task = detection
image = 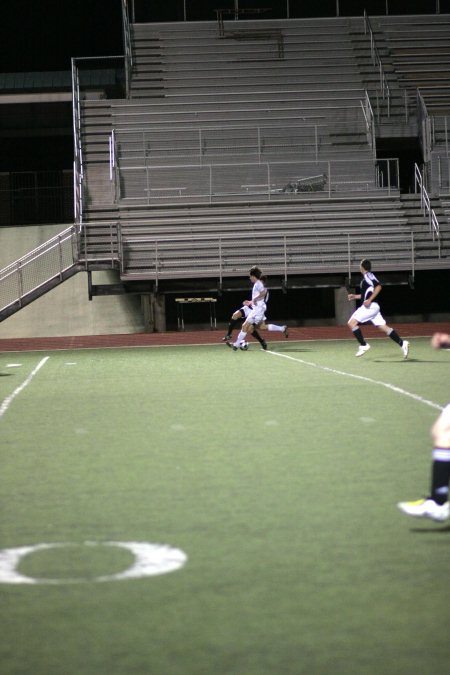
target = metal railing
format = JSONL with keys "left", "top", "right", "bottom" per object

{"left": 121, "top": 0, "right": 133, "bottom": 99}
{"left": 414, "top": 163, "right": 440, "bottom": 247}
{"left": 433, "top": 155, "right": 450, "bottom": 194}
{"left": 431, "top": 115, "right": 450, "bottom": 154}
{"left": 109, "top": 129, "right": 121, "bottom": 204}
{"left": 363, "top": 11, "right": 391, "bottom": 120}
{"left": 0, "top": 226, "right": 79, "bottom": 319}
{"left": 70, "top": 0, "right": 132, "bottom": 223}
{"left": 130, "top": 0, "right": 445, "bottom": 22}
{"left": 118, "top": 227, "right": 415, "bottom": 286}
{"left": 71, "top": 58, "right": 83, "bottom": 225}
{"left": 417, "top": 90, "right": 433, "bottom": 163}
{"left": 113, "top": 121, "right": 340, "bottom": 166}
{"left": 360, "top": 91, "right": 376, "bottom": 155}
{"left": 113, "top": 156, "right": 400, "bottom": 204}
{"left": 71, "top": 56, "right": 130, "bottom": 226}
{"left": 375, "top": 158, "right": 400, "bottom": 191}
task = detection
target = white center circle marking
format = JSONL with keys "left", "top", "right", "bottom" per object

{"left": 0, "top": 541, "right": 187, "bottom": 584}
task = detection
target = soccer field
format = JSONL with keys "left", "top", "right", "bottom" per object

{"left": 1, "top": 338, "right": 450, "bottom": 675}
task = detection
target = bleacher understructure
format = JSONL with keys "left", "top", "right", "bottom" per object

{"left": 1, "top": 10, "right": 450, "bottom": 324}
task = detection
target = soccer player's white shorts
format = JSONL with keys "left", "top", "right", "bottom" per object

{"left": 350, "top": 302, "right": 386, "bottom": 326}
{"left": 245, "top": 303, "right": 267, "bottom": 325}
{"left": 432, "top": 402, "right": 450, "bottom": 447}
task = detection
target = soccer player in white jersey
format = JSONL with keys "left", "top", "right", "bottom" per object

{"left": 223, "top": 303, "right": 267, "bottom": 349}
{"left": 223, "top": 290, "right": 288, "bottom": 350}
{"left": 228, "top": 267, "right": 279, "bottom": 351}
{"left": 347, "top": 259, "right": 409, "bottom": 358}
{"left": 397, "top": 332, "right": 450, "bottom": 522}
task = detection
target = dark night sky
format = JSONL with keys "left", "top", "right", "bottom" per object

{"left": 3, "top": 0, "right": 123, "bottom": 73}
{"left": 3, "top": 0, "right": 447, "bottom": 73}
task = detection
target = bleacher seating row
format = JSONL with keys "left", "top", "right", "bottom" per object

{"left": 77, "top": 14, "right": 450, "bottom": 281}
{"left": 372, "top": 14, "right": 450, "bottom": 115}
{"left": 79, "top": 193, "right": 447, "bottom": 279}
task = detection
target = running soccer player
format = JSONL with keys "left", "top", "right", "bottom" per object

{"left": 347, "top": 259, "right": 409, "bottom": 358}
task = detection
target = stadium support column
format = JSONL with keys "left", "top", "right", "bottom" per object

{"left": 141, "top": 293, "right": 166, "bottom": 332}
{"left": 334, "top": 286, "right": 353, "bottom": 325}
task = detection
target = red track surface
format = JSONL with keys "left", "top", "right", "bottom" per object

{"left": 1, "top": 322, "right": 450, "bottom": 352}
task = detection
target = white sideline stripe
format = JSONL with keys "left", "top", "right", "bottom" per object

{"left": 0, "top": 356, "right": 49, "bottom": 420}
{"left": 267, "top": 350, "right": 443, "bottom": 412}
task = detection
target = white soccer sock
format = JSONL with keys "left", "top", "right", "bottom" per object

{"left": 233, "top": 330, "right": 247, "bottom": 347}
{"left": 268, "top": 324, "right": 284, "bottom": 332}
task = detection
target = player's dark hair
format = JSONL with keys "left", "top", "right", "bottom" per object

{"left": 360, "top": 258, "right": 371, "bottom": 271}
{"left": 249, "top": 266, "right": 262, "bottom": 278}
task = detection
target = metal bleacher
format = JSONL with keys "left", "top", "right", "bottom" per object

{"left": 374, "top": 14, "right": 450, "bottom": 113}
{"left": 2, "top": 11, "right": 450, "bottom": 322}
{"left": 369, "top": 15, "right": 450, "bottom": 208}
{"left": 79, "top": 16, "right": 420, "bottom": 284}
{"left": 115, "top": 195, "right": 413, "bottom": 280}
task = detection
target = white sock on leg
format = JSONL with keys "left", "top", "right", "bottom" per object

{"left": 233, "top": 330, "right": 247, "bottom": 347}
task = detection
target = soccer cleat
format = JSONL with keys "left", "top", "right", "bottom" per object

{"left": 222, "top": 334, "right": 231, "bottom": 342}
{"left": 226, "top": 341, "right": 238, "bottom": 351}
{"left": 397, "top": 498, "right": 449, "bottom": 522}
{"left": 283, "top": 326, "right": 289, "bottom": 338}
{"left": 355, "top": 344, "right": 371, "bottom": 357}
{"left": 261, "top": 340, "right": 268, "bottom": 350}
{"left": 401, "top": 340, "right": 410, "bottom": 359}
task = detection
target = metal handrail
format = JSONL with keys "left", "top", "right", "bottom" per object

{"left": 435, "top": 155, "right": 450, "bottom": 194}
{"left": 71, "top": 55, "right": 130, "bottom": 226}
{"left": 121, "top": 0, "right": 132, "bottom": 99}
{"left": 109, "top": 129, "right": 115, "bottom": 181}
{"left": 0, "top": 226, "right": 79, "bottom": 317}
{"left": 363, "top": 11, "right": 391, "bottom": 119}
{"left": 0, "top": 227, "right": 77, "bottom": 277}
{"left": 417, "top": 89, "right": 432, "bottom": 162}
{"left": 414, "top": 163, "right": 440, "bottom": 246}
{"left": 71, "top": 58, "right": 83, "bottom": 226}
{"left": 430, "top": 115, "right": 450, "bottom": 154}
{"left": 360, "top": 91, "right": 376, "bottom": 156}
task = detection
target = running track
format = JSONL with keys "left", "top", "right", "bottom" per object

{"left": 1, "top": 322, "right": 450, "bottom": 352}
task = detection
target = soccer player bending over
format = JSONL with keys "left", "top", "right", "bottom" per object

{"left": 227, "top": 266, "right": 277, "bottom": 351}
{"left": 223, "top": 292, "right": 288, "bottom": 350}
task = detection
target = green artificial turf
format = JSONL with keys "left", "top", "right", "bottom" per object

{"left": 1, "top": 338, "right": 449, "bottom": 674}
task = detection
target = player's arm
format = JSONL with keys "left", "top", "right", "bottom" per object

{"left": 347, "top": 292, "right": 361, "bottom": 301}
{"left": 252, "top": 289, "right": 266, "bottom": 304}
{"left": 364, "top": 283, "right": 381, "bottom": 307}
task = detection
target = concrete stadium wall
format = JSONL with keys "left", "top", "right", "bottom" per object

{"left": 0, "top": 225, "right": 144, "bottom": 338}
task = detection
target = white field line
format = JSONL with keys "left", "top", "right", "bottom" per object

{"left": 266, "top": 350, "right": 443, "bottom": 412}
{"left": 0, "top": 356, "right": 49, "bottom": 420}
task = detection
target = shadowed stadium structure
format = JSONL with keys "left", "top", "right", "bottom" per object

{"left": 1, "top": 1, "right": 450, "bottom": 331}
